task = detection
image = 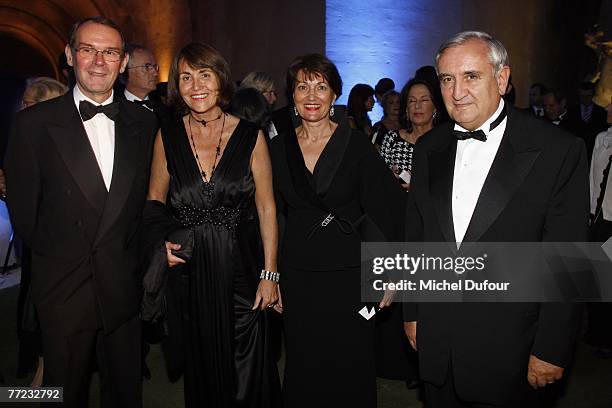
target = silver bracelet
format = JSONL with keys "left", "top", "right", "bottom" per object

{"left": 260, "top": 269, "right": 280, "bottom": 282}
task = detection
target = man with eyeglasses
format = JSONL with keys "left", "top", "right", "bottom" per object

{"left": 4, "top": 16, "right": 157, "bottom": 408}
{"left": 122, "top": 44, "right": 159, "bottom": 110}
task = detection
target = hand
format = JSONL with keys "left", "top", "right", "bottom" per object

{"left": 527, "top": 354, "right": 564, "bottom": 389}
{"left": 165, "top": 241, "right": 186, "bottom": 268}
{"left": 272, "top": 285, "right": 283, "bottom": 314}
{"left": 252, "top": 279, "right": 279, "bottom": 310}
{"left": 379, "top": 288, "right": 396, "bottom": 309}
{"left": 403, "top": 321, "right": 417, "bottom": 350}
{"left": 400, "top": 183, "right": 410, "bottom": 191}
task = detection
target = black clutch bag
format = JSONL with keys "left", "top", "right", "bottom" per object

{"left": 169, "top": 229, "right": 194, "bottom": 261}
{"left": 141, "top": 228, "right": 194, "bottom": 323}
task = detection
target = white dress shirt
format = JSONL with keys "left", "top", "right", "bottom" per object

{"left": 552, "top": 110, "right": 567, "bottom": 126}
{"left": 452, "top": 99, "right": 507, "bottom": 244}
{"left": 590, "top": 127, "right": 612, "bottom": 219}
{"left": 124, "top": 88, "right": 154, "bottom": 112}
{"left": 124, "top": 88, "right": 147, "bottom": 102}
{"left": 73, "top": 86, "right": 115, "bottom": 191}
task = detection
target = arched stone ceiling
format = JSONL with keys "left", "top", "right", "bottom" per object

{"left": 0, "top": 0, "right": 191, "bottom": 81}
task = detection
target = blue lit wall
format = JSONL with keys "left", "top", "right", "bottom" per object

{"left": 326, "top": 0, "right": 462, "bottom": 121}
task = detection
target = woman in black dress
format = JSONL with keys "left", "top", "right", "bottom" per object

{"left": 269, "top": 54, "right": 405, "bottom": 408}
{"left": 347, "top": 83, "right": 375, "bottom": 137}
{"left": 146, "top": 43, "right": 281, "bottom": 408}
{"left": 371, "top": 90, "right": 401, "bottom": 146}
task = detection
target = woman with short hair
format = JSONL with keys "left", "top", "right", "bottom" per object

{"left": 269, "top": 53, "right": 405, "bottom": 408}
{"left": 146, "top": 42, "right": 281, "bottom": 408}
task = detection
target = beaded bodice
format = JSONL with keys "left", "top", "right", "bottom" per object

{"left": 175, "top": 204, "right": 242, "bottom": 230}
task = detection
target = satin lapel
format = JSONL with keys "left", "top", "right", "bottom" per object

{"left": 284, "top": 126, "right": 329, "bottom": 210}
{"left": 94, "top": 101, "right": 140, "bottom": 245}
{"left": 429, "top": 137, "right": 457, "bottom": 244}
{"left": 462, "top": 111, "right": 541, "bottom": 243}
{"left": 313, "top": 120, "right": 351, "bottom": 196}
{"left": 47, "top": 93, "right": 107, "bottom": 215}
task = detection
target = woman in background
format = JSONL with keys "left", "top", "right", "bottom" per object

{"left": 371, "top": 90, "right": 401, "bottom": 146}
{"left": 379, "top": 78, "right": 439, "bottom": 190}
{"left": 20, "top": 77, "right": 68, "bottom": 109}
{"left": 240, "top": 71, "right": 278, "bottom": 109}
{"left": 347, "top": 83, "right": 375, "bottom": 136}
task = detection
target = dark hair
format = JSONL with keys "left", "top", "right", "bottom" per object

{"left": 399, "top": 78, "right": 440, "bottom": 131}
{"left": 167, "top": 42, "right": 234, "bottom": 113}
{"left": 530, "top": 83, "right": 547, "bottom": 94}
{"left": 544, "top": 88, "right": 567, "bottom": 103}
{"left": 375, "top": 77, "right": 395, "bottom": 96}
{"left": 347, "top": 84, "right": 374, "bottom": 132}
{"left": 286, "top": 53, "right": 342, "bottom": 99}
{"left": 68, "top": 16, "right": 126, "bottom": 52}
{"left": 414, "top": 66, "right": 438, "bottom": 87}
{"left": 229, "top": 88, "right": 269, "bottom": 129}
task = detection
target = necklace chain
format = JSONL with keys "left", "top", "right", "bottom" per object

{"left": 188, "top": 113, "right": 226, "bottom": 185}
{"left": 190, "top": 112, "right": 223, "bottom": 127}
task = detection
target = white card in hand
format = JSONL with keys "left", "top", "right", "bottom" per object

{"left": 399, "top": 169, "right": 411, "bottom": 184}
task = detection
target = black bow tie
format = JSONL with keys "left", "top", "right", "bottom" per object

{"left": 454, "top": 129, "right": 487, "bottom": 141}
{"left": 79, "top": 100, "right": 120, "bottom": 122}
{"left": 134, "top": 99, "right": 154, "bottom": 110}
{"left": 454, "top": 104, "right": 507, "bottom": 142}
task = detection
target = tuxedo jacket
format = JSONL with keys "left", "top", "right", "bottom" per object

{"left": 5, "top": 91, "right": 157, "bottom": 335}
{"left": 567, "top": 104, "right": 609, "bottom": 159}
{"left": 115, "top": 89, "right": 171, "bottom": 125}
{"left": 403, "top": 106, "right": 589, "bottom": 405}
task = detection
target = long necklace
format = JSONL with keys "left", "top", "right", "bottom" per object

{"left": 188, "top": 112, "right": 226, "bottom": 197}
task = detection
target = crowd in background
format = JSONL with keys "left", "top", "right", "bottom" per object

{"left": 0, "top": 15, "right": 611, "bottom": 408}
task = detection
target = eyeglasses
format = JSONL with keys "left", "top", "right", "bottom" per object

{"left": 73, "top": 46, "right": 123, "bottom": 62}
{"left": 128, "top": 63, "right": 159, "bottom": 73}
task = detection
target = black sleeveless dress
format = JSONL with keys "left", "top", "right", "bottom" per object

{"left": 161, "top": 117, "right": 281, "bottom": 408}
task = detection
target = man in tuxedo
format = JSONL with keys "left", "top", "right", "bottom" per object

{"left": 4, "top": 16, "right": 157, "bottom": 407}
{"left": 525, "top": 83, "right": 547, "bottom": 118}
{"left": 543, "top": 89, "right": 569, "bottom": 126}
{"left": 122, "top": 44, "right": 159, "bottom": 108}
{"left": 568, "top": 82, "right": 609, "bottom": 161}
{"left": 403, "top": 31, "right": 588, "bottom": 407}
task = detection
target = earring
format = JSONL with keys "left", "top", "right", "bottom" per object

{"left": 294, "top": 106, "right": 298, "bottom": 116}
{"left": 432, "top": 110, "right": 438, "bottom": 120}
{"left": 330, "top": 106, "right": 335, "bottom": 117}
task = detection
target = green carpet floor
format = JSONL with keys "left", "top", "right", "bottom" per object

{"left": 1, "top": 283, "right": 611, "bottom": 407}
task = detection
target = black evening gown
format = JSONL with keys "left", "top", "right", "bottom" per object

{"left": 161, "top": 117, "right": 281, "bottom": 408}
{"left": 269, "top": 119, "right": 406, "bottom": 408}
